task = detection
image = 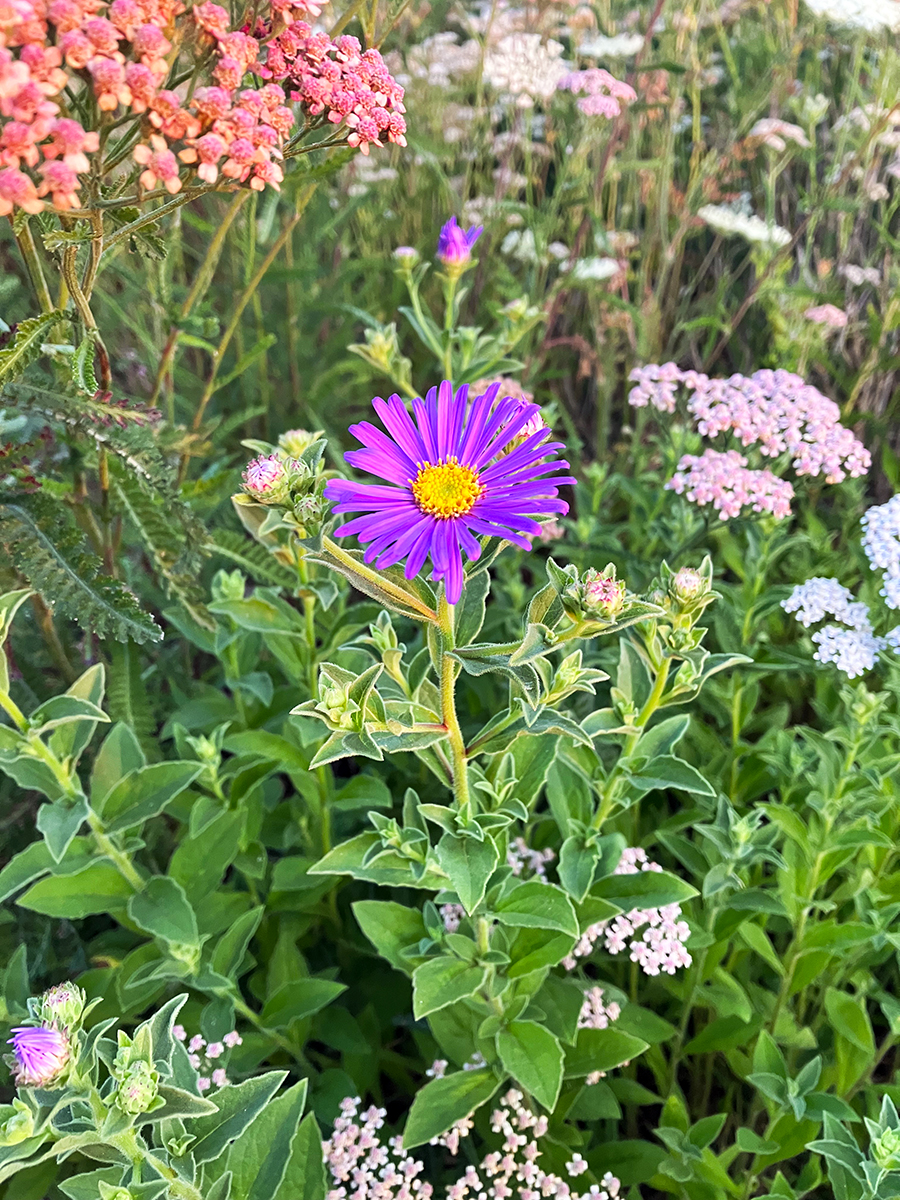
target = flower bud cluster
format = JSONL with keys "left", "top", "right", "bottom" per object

{"left": 4, "top": 980, "right": 85, "bottom": 1092}
{"left": 238, "top": 430, "right": 330, "bottom": 539}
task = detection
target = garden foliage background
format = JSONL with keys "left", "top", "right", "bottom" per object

{"left": 1, "top": 0, "right": 900, "bottom": 1197}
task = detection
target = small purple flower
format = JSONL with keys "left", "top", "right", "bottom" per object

{"left": 325, "top": 380, "right": 575, "bottom": 604}
{"left": 9, "top": 1026, "right": 70, "bottom": 1087}
{"left": 437, "top": 217, "right": 483, "bottom": 267}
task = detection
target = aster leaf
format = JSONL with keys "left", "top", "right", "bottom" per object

{"left": 450, "top": 649, "right": 541, "bottom": 703}
{"left": 402, "top": 1068, "right": 502, "bottom": 1150}
{"left": 310, "top": 832, "right": 448, "bottom": 890}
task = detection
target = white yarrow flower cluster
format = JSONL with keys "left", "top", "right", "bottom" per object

{"left": 578, "top": 33, "right": 644, "bottom": 57}
{"left": 862, "top": 496, "right": 900, "bottom": 609}
{"left": 697, "top": 204, "right": 791, "bottom": 248}
{"left": 483, "top": 34, "right": 569, "bottom": 106}
{"left": 802, "top": 0, "right": 900, "bottom": 31}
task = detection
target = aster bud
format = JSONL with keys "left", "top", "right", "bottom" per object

{"left": 8, "top": 1026, "right": 70, "bottom": 1088}
{"left": 114, "top": 1060, "right": 160, "bottom": 1115}
{"left": 872, "top": 1129, "right": 900, "bottom": 1170}
{"left": 277, "top": 428, "right": 322, "bottom": 458}
{"left": 0, "top": 1099, "right": 34, "bottom": 1145}
{"left": 582, "top": 570, "right": 625, "bottom": 619}
{"left": 242, "top": 454, "right": 292, "bottom": 505}
{"left": 99, "top": 1184, "right": 136, "bottom": 1200}
{"left": 392, "top": 245, "right": 420, "bottom": 270}
{"left": 38, "top": 981, "right": 85, "bottom": 1030}
{"left": 436, "top": 216, "right": 482, "bottom": 276}
{"left": 671, "top": 567, "right": 704, "bottom": 601}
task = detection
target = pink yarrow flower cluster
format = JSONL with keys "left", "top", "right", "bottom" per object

{"left": 173, "top": 1024, "right": 241, "bottom": 1091}
{"left": 263, "top": 22, "right": 406, "bottom": 154}
{"left": 628, "top": 364, "right": 870, "bottom": 518}
{"left": 324, "top": 1092, "right": 622, "bottom": 1200}
{"left": 669, "top": 449, "right": 795, "bottom": 520}
{"left": 557, "top": 67, "right": 636, "bottom": 117}
{"left": 564, "top": 847, "right": 692, "bottom": 976}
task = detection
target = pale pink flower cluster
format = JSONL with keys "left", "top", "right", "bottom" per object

{"left": 440, "top": 903, "right": 466, "bottom": 933}
{"left": 173, "top": 1024, "right": 241, "bottom": 1091}
{"left": 629, "top": 365, "right": 870, "bottom": 485}
{"left": 557, "top": 67, "right": 636, "bottom": 118}
{"left": 324, "top": 1096, "right": 433, "bottom": 1200}
{"left": 748, "top": 118, "right": 810, "bottom": 151}
{"left": 668, "top": 450, "right": 795, "bottom": 519}
{"left": 325, "top": 1089, "right": 622, "bottom": 1200}
{"left": 564, "top": 847, "right": 692, "bottom": 977}
{"left": 804, "top": 303, "right": 848, "bottom": 329}
{"left": 577, "top": 986, "right": 621, "bottom": 1031}
{"left": 507, "top": 837, "right": 555, "bottom": 880}
{"left": 265, "top": 22, "right": 406, "bottom": 154}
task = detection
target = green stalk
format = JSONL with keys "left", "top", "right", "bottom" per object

{"left": 437, "top": 593, "right": 471, "bottom": 820}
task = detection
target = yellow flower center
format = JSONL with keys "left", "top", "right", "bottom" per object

{"left": 411, "top": 457, "right": 484, "bottom": 519}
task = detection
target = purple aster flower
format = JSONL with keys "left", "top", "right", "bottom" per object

{"left": 324, "top": 381, "right": 575, "bottom": 604}
{"left": 9, "top": 1026, "right": 70, "bottom": 1087}
{"left": 437, "top": 217, "right": 483, "bottom": 267}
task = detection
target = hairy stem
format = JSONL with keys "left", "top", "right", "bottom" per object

{"left": 438, "top": 594, "right": 471, "bottom": 820}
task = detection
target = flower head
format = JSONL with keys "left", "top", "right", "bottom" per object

{"left": 9, "top": 1025, "right": 70, "bottom": 1087}
{"left": 38, "top": 981, "right": 85, "bottom": 1029}
{"left": 437, "top": 216, "right": 482, "bottom": 267}
{"left": 325, "top": 381, "right": 574, "bottom": 604}
{"left": 242, "top": 453, "right": 291, "bottom": 504}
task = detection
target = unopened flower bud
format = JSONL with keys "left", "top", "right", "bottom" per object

{"left": 38, "top": 981, "right": 85, "bottom": 1030}
{"left": 672, "top": 567, "right": 704, "bottom": 601}
{"left": 0, "top": 1099, "right": 34, "bottom": 1145}
{"left": 437, "top": 216, "right": 482, "bottom": 270}
{"left": 8, "top": 1026, "right": 70, "bottom": 1088}
{"left": 98, "top": 1186, "right": 135, "bottom": 1200}
{"left": 393, "top": 245, "right": 420, "bottom": 268}
{"left": 114, "top": 1061, "right": 159, "bottom": 1115}
{"left": 278, "top": 428, "right": 321, "bottom": 458}
{"left": 242, "top": 454, "right": 292, "bottom": 505}
{"left": 873, "top": 1129, "right": 900, "bottom": 1170}
{"left": 583, "top": 572, "right": 625, "bottom": 618}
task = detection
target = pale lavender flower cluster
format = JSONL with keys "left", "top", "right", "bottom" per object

{"left": 781, "top": 577, "right": 870, "bottom": 629}
{"left": 782, "top": 576, "right": 889, "bottom": 678}
{"left": 564, "top": 847, "right": 692, "bottom": 976}
{"left": 173, "top": 1025, "right": 241, "bottom": 1091}
{"left": 507, "top": 838, "right": 556, "bottom": 880}
{"left": 861, "top": 496, "right": 900, "bottom": 609}
{"left": 627, "top": 364, "right": 870, "bottom": 518}
{"left": 557, "top": 68, "right": 636, "bottom": 118}
{"left": 669, "top": 450, "right": 795, "bottom": 519}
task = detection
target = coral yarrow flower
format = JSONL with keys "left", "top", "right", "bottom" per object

{"left": 325, "top": 381, "right": 574, "bottom": 604}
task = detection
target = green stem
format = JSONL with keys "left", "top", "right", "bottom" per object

{"left": 438, "top": 594, "right": 471, "bottom": 819}
{"left": 591, "top": 655, "right": 672, "bottom": 830}
{"left": 10, "top": 218, "right": 54, "bottom": 314}
{"left": 87, "top": 813, "right": 145, "bottom": 891}
{"left": 321, "top": 536, "right": 438, "bottom": 624}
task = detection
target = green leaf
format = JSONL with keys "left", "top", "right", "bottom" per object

{"left": 227, "top": 1078, "right": 309, "bottom": 1200}
{"left": 48, "top": 662, "right": 107, "bottom": 765}
{"left": 190, "top": 1072, "right": 288, "bottom": 1164}
{"left": 153, "top": 1084, "right": 219, "bottom": 1121}
{"left": 436, "top": 832, "right": 498, "bottom": 914}
{"left": 71, "top": 331, "right": 98, "bottom": 394}
{"left": 35, "top": 796, "right": 89, "bottom": 862}
{"left": 493, "top": 881, "right": 579, "bottom": 937}
{"left": 0, "top": 495, "right": 162, "bottom": 644}
{"left": 628, "top": 754, "right": 715, "bottom": 797}
{"left": 18, "top": 861, "right": 133, "bottom": 917}
{"left": 128, "top": 877, "right": 199, "bottom": 948}
{"left": 260, "top": 979, "right": 346, "bottom": 1028}
{"left": 210, "top": 907, "right": 264, "bottom": 979}
{"left": 565, "top": 1028, "right": 649, "bottom": 1078}
{"left": 402, "top": 1069, "right": 501, "bottom": 1149}
{"left": 0, "top": 840, "right": 54, "bottom": 902}
{"left": 497, "top": 1021, "right": 563, "bottom": 1111}
{"left": 558, "top": 838, "right": 598, "bottom": 903}
{"left": 98, "top": 761, "right": 203, "bottom": 832}
{"left": 30, "top": 694, "right": 108, "bottom": 734}
{"left": 0, "top": 310, "right": 66, "bottom": 383}
{"left": 352, "top": 900, "right": 428, "bottom": 972}
{"left": 412, "top": 957, "right": 487, "bottom": 1019}
{"left": 527, "top": 975, "right": 584, "bottom": 1045}
{"left": 592, "top": 870, "right": 697, "bottom": 911}
{"left": 90, "top": 722, "right": 146, "bottom": 805}
{"left": 275, "top": 1111, "right": 326, "bottom": 1200}
{"left": 310, "top": 832, "right": 447, "bottom": 891}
